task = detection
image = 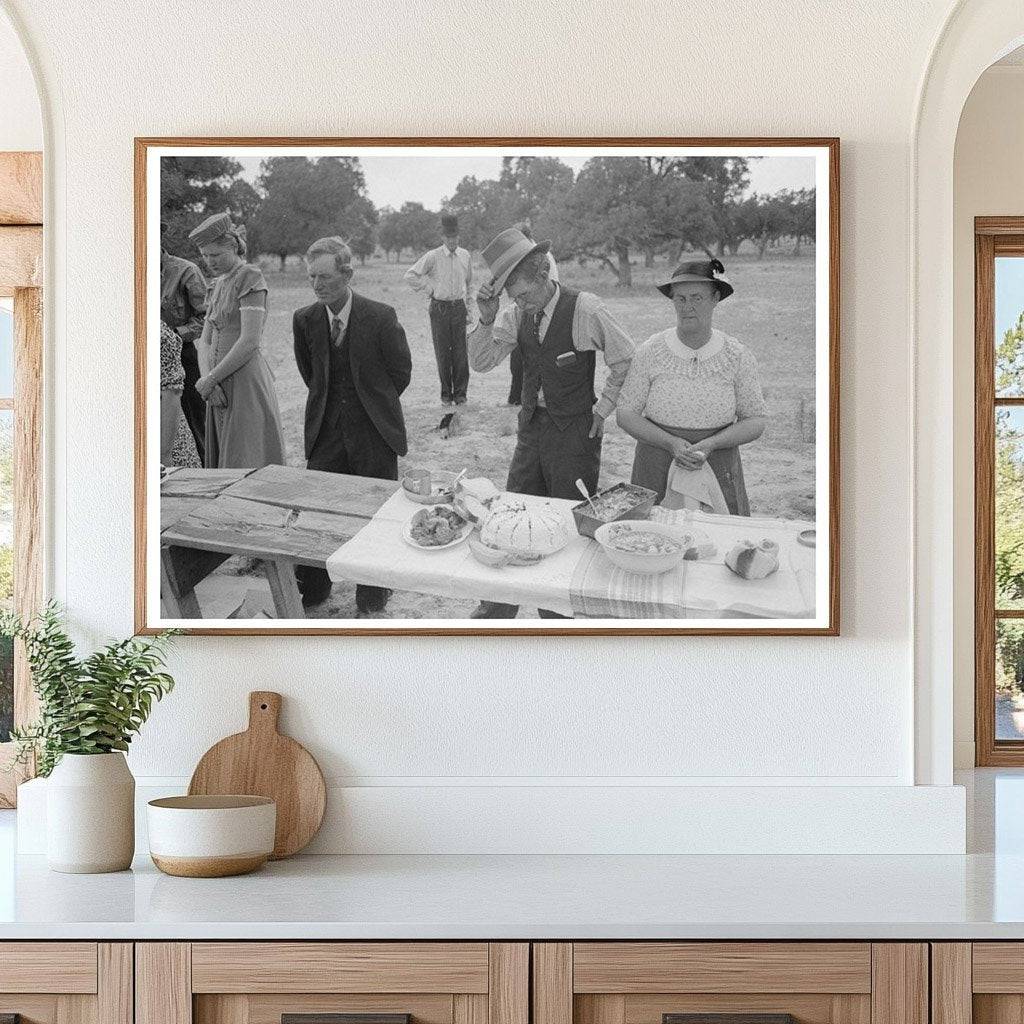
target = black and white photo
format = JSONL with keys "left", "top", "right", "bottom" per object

{"left": 138, "top": 139, "right": 838, "bottom": 634}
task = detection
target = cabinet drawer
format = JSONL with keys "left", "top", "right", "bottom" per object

{"left": 534, "top": 944, "right": 925, "bottom": 1024}
{"left": 572, "top": 943, "right": 872, "bottom": 994}
{"left": 191, "top": 942, "right": 490, "bottom": 993}
{"left": 0, "top": 942, "right": 98, "bottom": 993}
{"left": 139, "top": 942, "right": 528, "bottom": 1024}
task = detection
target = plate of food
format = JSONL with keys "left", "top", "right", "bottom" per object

{"left": 402, "top": 504, "right": 472, "bottom": 551}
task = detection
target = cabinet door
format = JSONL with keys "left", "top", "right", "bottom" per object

{"left": 936, "top": 942, "right": 1024, "bottom": 1024}
{"left": 0, "top": 942, "right": 132, "bottom": 1024}
{"left": 534, "top": 943, "right": 927, "bottom": 1024}
{"left": 137, "top": 942, "right": 528, "bottom": 1024}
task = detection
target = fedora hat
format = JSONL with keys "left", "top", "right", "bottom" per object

{"left": 657, "top": 257, "right": 734, "bottom": 300}
{"left": 188, "top": 211, "right": 235, "bottom": 248}
{"left": 481, "top": 227, "right": 552, "bottom": 293}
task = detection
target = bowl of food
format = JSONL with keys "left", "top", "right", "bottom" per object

{"left": 571, "top": 482, "right": 658, "bottom": 538}
{"left": 402, "top": 469, "right": 459, "bottom": 504}
{"left": 594, "top": 520, "right": 689, "bottom": 575}
{"left": 403, "top": 504, "right": 471, "bottom": 550}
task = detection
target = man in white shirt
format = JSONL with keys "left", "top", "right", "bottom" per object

{"left": 404, "top": 213, "right": 475, "bottom": 406}
{"left": 468, "top": 227, "right": 636, "bottom": 619}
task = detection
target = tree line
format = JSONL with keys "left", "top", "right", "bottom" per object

{"left": 161, "top": 154, "right": 816, "bottom": 287}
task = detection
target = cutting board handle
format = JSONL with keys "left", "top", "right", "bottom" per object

{"left": 248, "top": 691, "right": 282, "bottom": 734}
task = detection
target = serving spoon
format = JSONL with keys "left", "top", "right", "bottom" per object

{"left": 575, "top": 477, "right": 598, "bottom": 516}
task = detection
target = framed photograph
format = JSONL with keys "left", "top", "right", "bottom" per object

{"left": 135, "top": 137, "right": 839, "bottom": 636}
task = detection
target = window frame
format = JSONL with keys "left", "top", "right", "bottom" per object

{"left": 975, "top": 217, "right": 1024, "bottom": 765}
{"left": 0, "top": 151, "right": 43, "bottom": 806}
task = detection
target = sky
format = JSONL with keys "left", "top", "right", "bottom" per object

{"left": 233, "top": 151, "right": 817, "bottom": 211}
{"left": 996, "top": 256, "right": 1024, "bottom": 340}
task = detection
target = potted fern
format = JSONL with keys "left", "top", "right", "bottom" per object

{"left": 2, "top": 604, "right": 177, "bottom": 873}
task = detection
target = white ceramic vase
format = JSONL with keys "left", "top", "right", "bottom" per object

{"left": 46, "top": 752, "right": 135, "bottom": 873}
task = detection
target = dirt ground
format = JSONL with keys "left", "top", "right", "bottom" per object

{"left": 183, "top": 251, "right": 819, "bottom": 620}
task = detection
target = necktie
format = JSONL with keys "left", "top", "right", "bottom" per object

{"left": 532, "top": 310, "right": 545, "bottom": 344}
{"left": 331, "top": 315, "right": 343, "bottom": 347}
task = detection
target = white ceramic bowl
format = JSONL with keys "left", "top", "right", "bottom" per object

{"left": 593, "top": 519, "right": 689, "bottom": 576}
{"left": 147, "top": 795, "right": 276, "bottom": 878}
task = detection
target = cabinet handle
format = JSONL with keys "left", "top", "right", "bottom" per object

{"left": 283, "top": 1015, "right": 411, "bottom": 1024}
{"left": 664, "top": 1016, "right": 797, "bottom": 1024}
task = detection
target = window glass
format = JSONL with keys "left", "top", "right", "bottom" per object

{"left": 996, "top": 257, "right": 1024, "bottom": 397}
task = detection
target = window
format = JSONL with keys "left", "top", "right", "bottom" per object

{"left": 976, "top": 221, "right": 1024, "bottom": 764}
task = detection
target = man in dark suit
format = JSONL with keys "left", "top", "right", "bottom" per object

{"left": 293, "top": 236, "right": 412, "bottom": 613}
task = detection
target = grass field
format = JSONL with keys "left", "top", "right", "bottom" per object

{"left": 188, "top": 251, "right": 818, "bottom": 619}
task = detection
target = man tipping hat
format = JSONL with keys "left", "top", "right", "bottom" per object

{"left": 468, "top": 227, "right": 636, "bottom": 619}
{"left": 404, "top": 211, "right": 476, "bottom": 406}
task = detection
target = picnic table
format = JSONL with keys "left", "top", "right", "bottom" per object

{"left": 160, "top": 466, "right": 817, "bottom": 622}
{"left": 159, "top": 464, "right": 398, "bottom": 619}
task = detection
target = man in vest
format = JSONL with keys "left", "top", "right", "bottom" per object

{"left": 468, "top": 227, "right": 636, "bottom": 619}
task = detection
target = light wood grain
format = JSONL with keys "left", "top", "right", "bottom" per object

{"left": 576, "top": 996, "right": 626, "bottom": 1024}
{"left": 573, "top": 943, "right": 872, "bottom": 994}
{"left": 188, "top": 691, "right": 326, "bottom": 859}
{"left": 98, "top": 944, "right": 133, "bottom": 1024}
{"left": 870, "top": 945, "right": 927, "bottom": 1024}
{"left": 56, "top": 994, "right": 95, "bottom": 1024}
{"left": 931, "top": 944, "right": 972, "bottom": 1024}
{"left": 194, "top": 995, "right": 249, "bottom": 1024}
{"left": 0, "top": 995, "right": 60, "bottom": 1022}
{"left": 0, "top": 283, "right": 44, "bottom": 805}
{"left": 489, "top": 944, "right": 529, "bottom": 1024}
{"left": 623, "top": 993, "right": 837, "bottom": 1024}
{"left": 534, "top": 944, "right": 573, "bottom": 1024}
{"left": 191, "top": 942, "right": 489, "bottom": 994}
{"left": 0, "top": 226, "right": 42, "bottom": 289}
{"left": 0, "top": 942, "right": 97, "bottom": 993}
{"left": 227, "top": 994, "right": 453, "bottom": 1024}
{"left": 975, "top": 995, "right": 1024, "bottom": 1024}
{"left": 136, "top": 943, "right": 192, "bottom": 1024}
{"left": 832, "top": 995, "right": 873, "bottom": 1024}
{"left": 0, "top": 152, "right": 42, "bottom": 224}
{"left": 454, "top": 993, "right": 488, "bottom": 1024}
{"left": 973, "top": 944, "right": 1024, "bottom": 992}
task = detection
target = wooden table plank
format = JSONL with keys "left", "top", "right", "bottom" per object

{"left": 225, "top": 464, "right": 399, "bottom": 518}
{"left": 164, "top": 495, "right": 367, "bottom": 567}
{"left": 161, "top": 495, "right": 210, "bottom": 532}
{"left": 161, "top": 467, "right": 254, "bottom": 499}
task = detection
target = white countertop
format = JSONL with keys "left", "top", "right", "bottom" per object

{"left": 1, "top": 849, "right": 1023, "bottom": 940}
{"left": 0, "top": 769, "right": 1020, "bottom": 941}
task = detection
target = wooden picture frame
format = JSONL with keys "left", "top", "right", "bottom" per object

{"left": 974, "top": 217, "right": 1024, "bottom": 765}
{"left": 0, "top": 151, "right": 43, "bottom": 806}
{"left": 136, "top": 137, "right": 839, "bottom": 636}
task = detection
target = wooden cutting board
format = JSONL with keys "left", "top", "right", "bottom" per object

{"left": 188, "top": 691, "right": 326, "bottom": 859}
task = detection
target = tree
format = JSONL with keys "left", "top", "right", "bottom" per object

{"left": 996, "top": 313, "right": 1024, "bottom": 616}
{"left": 377, "top": 207, "right": 405, "bottom": 262}
{"left": 444, "top": 175, "right": 516, "bottom": 250}
{"left": 676, "top": 157, "right": 755, "bottom": 257}
{"left": 159, "top": 156, "right": 245, "bottom": 258}
{"left": 251, "top": 156, "right": 377, "bottom": 269}
{"left": 733, "top": 193, "right": 791, "bottom": 258}
{"left": 542, "top": 157, "right": 714, "bottom": 286}
{"left": 784, "top": 188, "right": 817, "bottom": 255}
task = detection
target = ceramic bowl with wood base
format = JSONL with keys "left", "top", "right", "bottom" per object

{"left": 146, "top": 795, "right": 276, "bottom": 878}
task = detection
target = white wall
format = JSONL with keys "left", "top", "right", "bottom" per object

{"left": 952, "top": 64, "right": 1024, "bottom": 768}
{"left": 0, "top": 0, "right": 974, "bottom": 851}
{"left": 0, "top": 7, "right": 40, "bottom": 151}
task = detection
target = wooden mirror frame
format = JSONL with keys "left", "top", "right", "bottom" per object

{"left": 0, "top": 151, "right": 43, "bottom": 807}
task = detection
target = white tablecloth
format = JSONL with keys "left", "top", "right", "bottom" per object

{"left": 326, "top": 489, "right": 816, "bottom": 620}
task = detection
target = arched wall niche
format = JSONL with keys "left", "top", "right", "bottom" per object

{"left": 913, "top": 0, "right": 1024, "bottom": 785}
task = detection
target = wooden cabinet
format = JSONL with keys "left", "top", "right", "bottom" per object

{"left": 931, "top": 943, "right": 1024, "bottom": 1024}
{"left": 136, "top": 943, "right": 528, "bottom": 1024}
{"left": 0, "top": 942, "right": 132, "bottom": 1024}
{"left": 532, "top": 943, "right": 928, "bottom": 1024}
